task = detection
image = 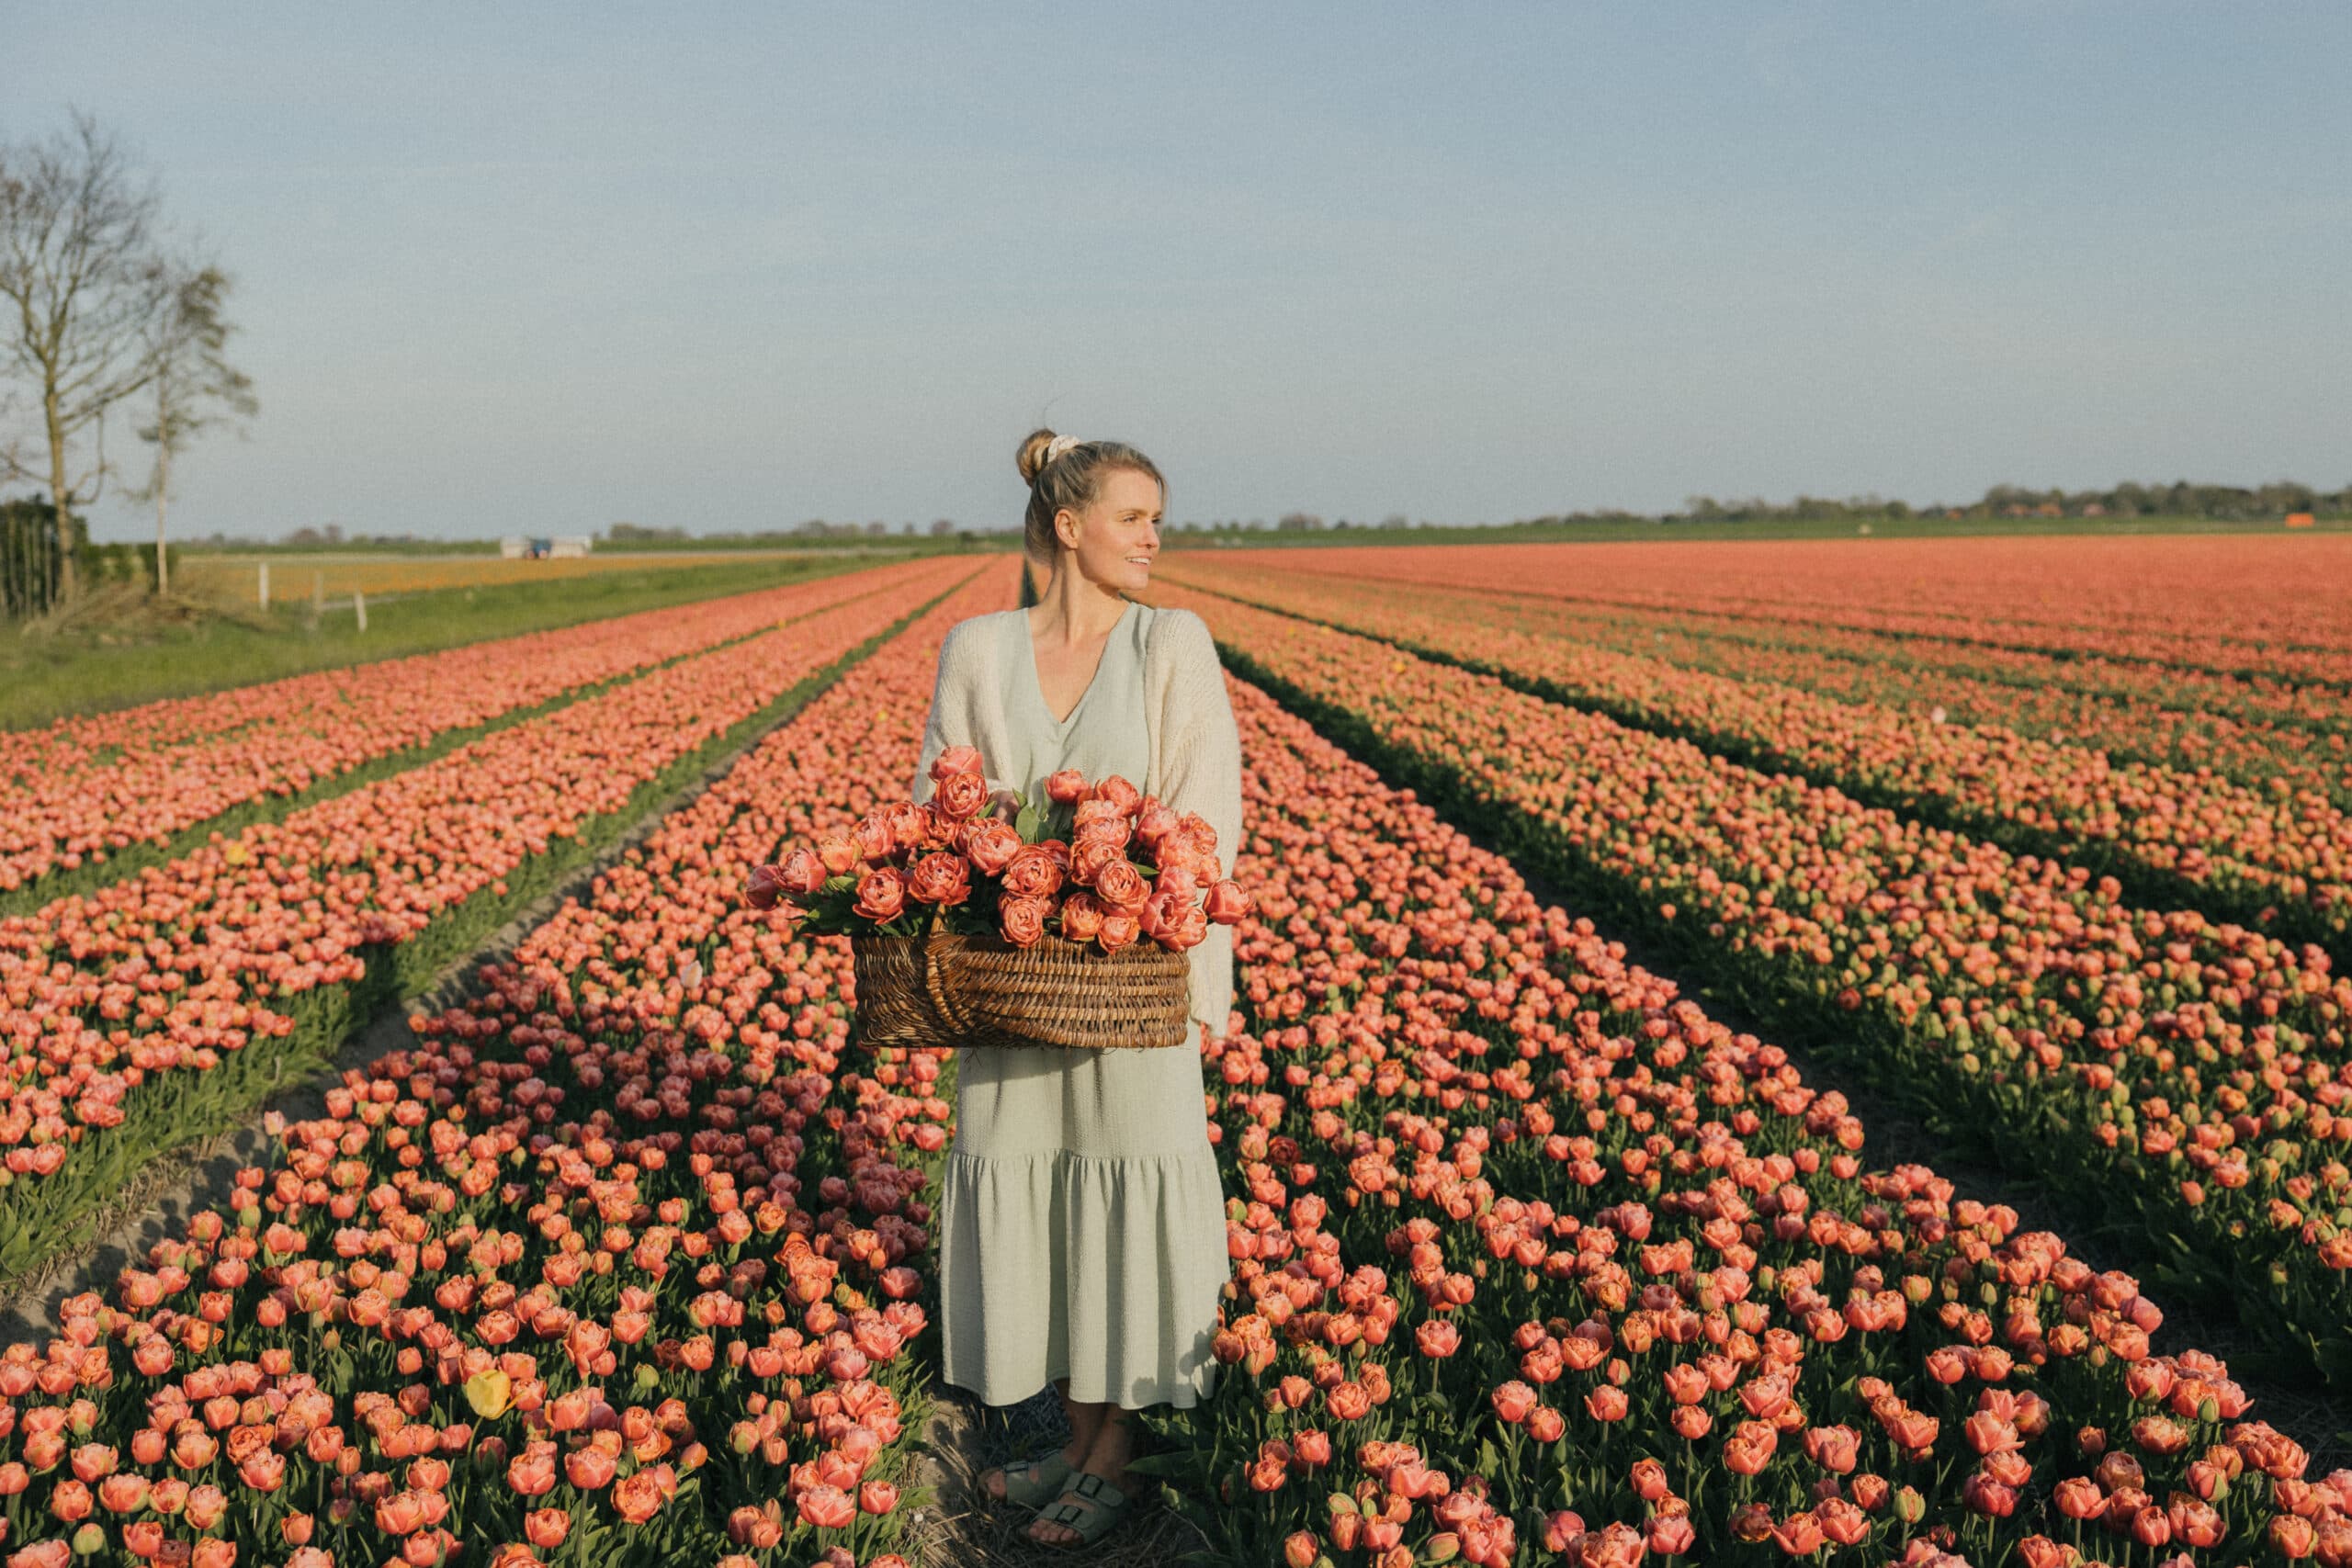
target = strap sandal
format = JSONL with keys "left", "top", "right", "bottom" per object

{"left": 1029, "top": 1470, "right": 1133, "bottom": 1549}
{"left": 981, "top": 1449, "right": 1076, "bottom": 1511}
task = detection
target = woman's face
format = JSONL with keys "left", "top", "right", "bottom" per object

{"left": 1056, "top": 466, "right": 1163, "bottom": 593}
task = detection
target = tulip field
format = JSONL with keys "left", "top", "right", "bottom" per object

{"left": 1148, "top": 564, "right": 2352, "bottom": 953}
{"left": 2, "top": 536, "right": 2349, "bottom": 1567}
{"left": 0, "top": 557, "right": 973, "bottom": 1287}
{"left": 1139, "top": 665, "right": 2334, "bottom": 1568}
{"left": 1166, "top": 542, "right": 2352, "bottom": 807}
{"left": 0, "top": 562, "right": 931, "bottom": 910}
{"left": 1144, "top": 572, "right": 2352, "bottom": 1375}
{"left": 1213, "top": 538, "right": 2352, "bottom": 686}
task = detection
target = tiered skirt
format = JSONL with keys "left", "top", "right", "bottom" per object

{"left": 935, "top": 1040, "right": 1229, "bottom": 1411}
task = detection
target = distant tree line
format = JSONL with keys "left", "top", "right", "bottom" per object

{"left": 163, "top": 525, "right": 471, "bottom": 555}
{"left": 598, "top": 518, "right": 980, "bottom": 551}
{"left": 1666, "top": 479, "right": 2346, "bottom": 525}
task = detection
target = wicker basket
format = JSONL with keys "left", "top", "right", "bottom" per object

{"left": 851, "top": 928, "right": 1194, "bottom": 1051}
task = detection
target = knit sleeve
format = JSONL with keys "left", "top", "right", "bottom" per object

{"left": 910, "top": 622, "right": 968, "bottom": 804}
{"left": 911, "top": 618, "right": 1020, "bottom": 807}
{"left": 1155, "top": 609, "right": 1243, "bottom": 864}
{"left": 1154, "top": 607, "right": 1245, "bottom": 1037}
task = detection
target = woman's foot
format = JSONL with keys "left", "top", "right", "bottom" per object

{"left": 979, "top": 1441, "right": 1085, "bottom": 1509}
{"left": 1024, "top": 1407, "right": 1133, "bottom": 1546}
{"left": 983, "top": 1381, "right": 1099, "bottom": 1508}
{"left": 1025, "top": 1471, "right": 1134, "bottom": 1550}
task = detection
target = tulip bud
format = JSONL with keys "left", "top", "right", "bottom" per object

{"left": 1896, "top": 1486, "right": 1926, "bottom": 1524}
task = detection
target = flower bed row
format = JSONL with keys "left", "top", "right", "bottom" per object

{"left": 0, "top": 562, "right": 1015, "bottom": 1567}
{"left": 1155, "top": 565, "right": 2352, "bottom": 961}
{"left": 1147, "top": 583, "right": 2352, "bottom": 1388}
{"left": 0, "top": 558, "right": 932, "bottom": 910}
{"left": 0, "top": 558, "right": 979, "bottom": 1289}
{"left": 1135, "top": 671, "right": 2337, "bottom": 1567}
{"left": 1199, "top": 537, "right": 2352, "bottom": 687}
{"left": 1552, "top": 603, "right": 2348, "bottom": 750}
{"left": 1162, "top": 558, "right": 2352, "bottom": 808}
{"left": 1542, "top": 608, "right": 2352, "bottom": 814}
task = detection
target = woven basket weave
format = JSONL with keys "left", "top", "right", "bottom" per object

{"left": 851, "top": 928, "right": 1193, "bottom": 1050}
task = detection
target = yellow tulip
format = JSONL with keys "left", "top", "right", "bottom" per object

{"left": 462, "top": 1367, "right": 512, "bottom": 1419}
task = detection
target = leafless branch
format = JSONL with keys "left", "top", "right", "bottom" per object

{"left": 0, "top": 108, "right": 181, "bottom": 597}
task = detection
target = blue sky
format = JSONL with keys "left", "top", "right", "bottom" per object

{"left": 12, "top": 3, "right": 2351, "bottom": 542}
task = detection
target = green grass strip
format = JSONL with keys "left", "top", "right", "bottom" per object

{"left": 0, "top": 551, "right": 906, "bottom": 730}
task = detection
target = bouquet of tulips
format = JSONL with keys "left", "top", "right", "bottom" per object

{"left": 745, "top": 744, "right": 1252, "bottom": 953}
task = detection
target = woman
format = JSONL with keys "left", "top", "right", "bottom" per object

{"left": 909, "top": 428, "right": 1242, "bottom": 1549}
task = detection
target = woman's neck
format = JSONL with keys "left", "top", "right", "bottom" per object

{"left": 1030, "top": 567, "right": 1129, "bottom": 646}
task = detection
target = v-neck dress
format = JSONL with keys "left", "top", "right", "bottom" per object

{"left": 933, "top": 602, "right": 1231, "bottom": 1412}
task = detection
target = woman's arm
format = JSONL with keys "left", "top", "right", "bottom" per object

{"left": 1153, "top": 608, "right": 1245, "bottom": 1037}
{"left": 910, "top": 622, "right": 1020, "bottom": 812}
{"left": 910, "top": 625, "right": 964, "bottom": 805}
{"left": 1154, "top": 609, "right": 1244, "bottom": 866}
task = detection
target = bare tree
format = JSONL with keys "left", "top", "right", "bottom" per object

{"left": 125, "top": 263, "right": 255, "bottom": 592}
{"left": 0, "top": 110, "right": 178, "bottom": 601}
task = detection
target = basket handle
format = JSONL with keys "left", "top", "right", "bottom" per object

{"left": 920, "top": 928, "right": 973, "bottom": 1034}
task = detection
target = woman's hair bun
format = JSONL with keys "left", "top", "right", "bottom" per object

{"left": 1016, "top": 427, "right": 1060, "bottom": 487}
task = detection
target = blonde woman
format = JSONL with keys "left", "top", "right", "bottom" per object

{"left": 910, "top": 429, "right": 1242, "bottom": 1549}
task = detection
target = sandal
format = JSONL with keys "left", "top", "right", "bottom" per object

{"left": 1028, "top": 1471, "right": 1133, "bottom": 1549}
{"left": 980, "top": 1450, "right": 1076, "bottom": 1511}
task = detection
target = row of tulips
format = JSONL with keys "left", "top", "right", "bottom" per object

{"left": 0, "top": 560, "right": 1018, "bottom": 1567}
{"left": 1213, "top": 538, "right": 2352, "bottom": 687}
{"left": 0, "top": 558, "right": 928, "bottom": 908}
{"left": 1533, "top": 595, "right": 2350, "bottom": 739}
{"left": 1145, "top": 582, "right": 2352, "bottom": 1387}
{"left": 1155, "top": 565, "right": 2352, "bottom": 960}
{"left": 1551, "top": 599, "right": 2348, "bottom": 755}
{"left": 1135, "top": 670, "right": 2338, "bottom": 1567}
{"left": 0, "top": 557, "right": 979, "bottom": 1287}
{"left": 1545, "top": 606, "right": 2350, "bottom": 814}
{"left": 1161, "top": 558, "right": 2352, "bottom": 809}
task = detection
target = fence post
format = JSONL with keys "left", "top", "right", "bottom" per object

{"left": 258, "top": 560, "right": 270, "bottom": 608}
{"left": 355, "top": 590, "right": 368, "bottom": 633}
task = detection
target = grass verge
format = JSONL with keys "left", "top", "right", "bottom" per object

{"left": 2, "top": 551, "right": 898, "bottom": 730}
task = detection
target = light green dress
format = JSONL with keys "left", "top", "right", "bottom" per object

{"left": 934, "top": 601, "right": 1231, "bottom": 1411}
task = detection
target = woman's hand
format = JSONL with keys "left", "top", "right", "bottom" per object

{"left": 989, "top": 785, "right": 1022, "bottom": 819}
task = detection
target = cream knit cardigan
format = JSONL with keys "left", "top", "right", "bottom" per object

{"left": 910, "top": 602, "right": 1245, "bottom": 1038}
